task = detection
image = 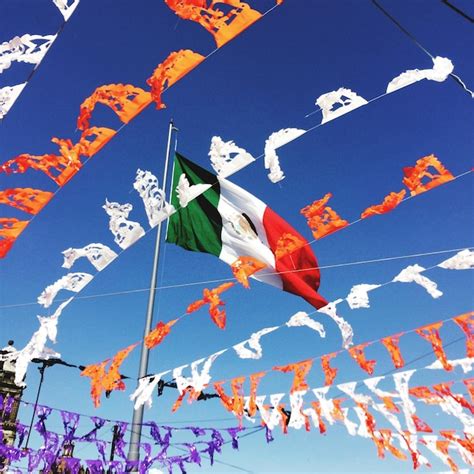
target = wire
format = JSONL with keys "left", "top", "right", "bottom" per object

{"left": 371, "top": 0, "right": 474, "bottom": 97}
{"left": 1, "top": 245, "right": 470, "bottom": 310}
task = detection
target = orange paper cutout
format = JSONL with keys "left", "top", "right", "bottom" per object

{"left": 171, "top": 385, "right": 202, "bottom": 412}
{"left": 421, "top": 438, "right": 458, "bottom": 472}
{"left": 77, "top": 84, "right": 152, "bottom": 131}
{"left": 144, "top": 319, "right": 178, "bottom": 349}
{"left": 300, "top": 193, "right": 348, "bottom": 240}
{"left": 433, "top": 382, "right": 474, "bottom": 414}
{"left": 0, "top": 218, "right": 29, "bottom": 258}
{"left": 213, "top": 376, "right": 246, "bottom": 419}
{"left": 81, "top": 344, "right": 137, "bottom": 407}
{"left": 231, "top": 256, "right": 266, "bottom": 288}
{"left": 378, "top": 430, "right": 407, "bottom": 461}
{"left": 147, "top": 50, "right": 205, "bottom": 109}
{"left": 402, "top": 154, "right": 454, "bottom": 196}
{"left": 310, "top": 401, "right": 326, "bottom": 434}
{"left": 79, "top": 127, "right": 117, "bottom": 157}
{"left": 381, "top": 334, "right": 405, "bottom": 369}
{"left": 440, "top": 430, "right": 474, "bottom": 461}
{"left": 416, "top": 322, "right": 452, "bottom": 371}
{"left": 453, "top": 312, "right": 474, "bottom": 358}
{"left": 361, "top": 190, "right": 406, "bottom": 219}
{"left": 186, "top": 282, "right": 235, "bottom": 329}
{"left": 247, "top": 371, "right": 266, "bottom": 417}
{"left": 274, "top": 233, "right": 306, "bottom": 259}
{"left": 320, "top": 353, "right": 338, "bottom": 386}
{"left": 348, "top": 343, "right": 376, "bottom": 375}
{"left": 273, "top": 359, "right": 313, "bottom": 393}
{"left": 163, "top": 0, "right": 262, "bottom": 48}
{"left": 412, "top": 414, "right": 432, "bottom": 433}
{"left": 0, "top": 188, "right": 53, "bottom": 215}
{"left": 463, "top": 378, "right": 474, "bottom": 403}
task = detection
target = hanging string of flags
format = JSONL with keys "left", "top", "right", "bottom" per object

{"left": 0, "top": 394, "right": 257, "bottom": 473}
{"left": 0, "top": 0, "right": 282, "bottom": 258}
{"left": 129, "top": 311, "right": 473, "bottom": 413}
{"left": 0, "top": 1, "right": 80, "bottom": 121}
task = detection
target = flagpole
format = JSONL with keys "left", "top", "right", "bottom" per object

{"left": 127, "top": 119, "right": 177, "bottom": 467}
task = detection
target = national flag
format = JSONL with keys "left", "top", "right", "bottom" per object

{"left": 166, "top": 153, "right": 327, "bottom": 309}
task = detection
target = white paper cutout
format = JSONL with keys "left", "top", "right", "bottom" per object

{"left": 393, "top": 370, "right": 417, "bottom": 434}
{"left": 386, "top": 56, "right": 454, "bottom": 94}
{"left": 0, "top": 34, "right": 57, "bottom": 73}
{"left": 133, "top": 169, "right": 174, "bottom": 228}
{"left": 209, "top": 136, "right": 255, "bottom": 178}
{"left": 352, "top": 406, "right": 371, "bottom": 438}
{"left": 393, "top": 264, "right": 442, "bottom": 298}
{"left": 263, "top": 128, "right": 306, "bottom": 183}
{"left": 363, "top": 376, "right": 397, "bottom": 399}
{"left": 38, "top": 272, "right": 93, "bottom": 308}
{"left": 438, "top": 249, "right": 474, "bottom": 270}
{"left": 427, "top": 357, "right": 474, "bottom": 374}
{"left": 288, "top": 390, "right": 308, "bottom": 430}
{"left": 8, "top": 299, "right": 71, "bottom": 386}
{"left": 316, "top": 88, "right": 368, "bottom": 124}
{"left": 173, "top": 349, "right": 226, "bottom": 394}
{"left": 176, "top": 173, "right": 212, "bottom": 209}
{"left": 346, "top": 284, "right": 381, "bottom": 310}
{"left": 255, "top": 393, "right": 285, "bottom": 430}
{"left": 286, "top": 311, "right": 325, "bottom": 338}
{"left": 318, "top": 299, "right": 354, "bottom": 349}
{"left": 233, "top": 326, "right": 279, "bottom": 359}
{"left": 52, "top": 0, "right": 80, "bottom": 21}
{"left": 62, "top": 243, "right": 117, "bottom": 271}
{"left": 103, "top": 199, "right": 145, "bottom": 250}
{"left": 0, "top": 83, "right": 26, "bottom": 119}
{"left": 130, "top": 370, "right": 171, "bottom": 410}
{"left": 312, "top": 387, "right": 337, "bottom": 426}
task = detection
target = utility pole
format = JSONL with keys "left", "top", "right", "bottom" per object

{"left": 127, "top": 120, "right": 178, "bottom": 467}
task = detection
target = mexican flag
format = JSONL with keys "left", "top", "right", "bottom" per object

{"left": 166, "top": 153, "right": 327, "bottom": 309}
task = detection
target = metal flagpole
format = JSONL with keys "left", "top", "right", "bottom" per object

{"left": 127, "top": 119, "right": 178, "bottom": 466}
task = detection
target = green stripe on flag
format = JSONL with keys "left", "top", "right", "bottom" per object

{"left": 166, "top": 152, "right": 223, "bottom": 257}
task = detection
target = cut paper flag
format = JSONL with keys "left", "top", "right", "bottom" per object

{"left": 209, "top": 136, "right": 255, "bottom": 178}
{"left": 360, "top": 190, "right": 406, "bottom": 219}
{"left": 6, "top": 298, "right": 72, "bottom": 386}
{"left": 163, "top": 0, "right": 262, "bottom": 48}
{"left": 318, "top": 299, "right": 354, "bottom": 349}
{"left": 81, "top": 344, "right": 137, "bottom": 407}
{"left": 316, "top": 88, "right": 368, "bottom": 124}
{"left": 130, "top": 371, "right": 171, "bottom": 410}
{"left": 233, "top": 327, "right": 279, "bottom": 359}
{"left": 264, "top": 128, "right": 305, "bottom": 183}
{"left": 133, "top": 169, "right": 174, "bottom": 227}
{"left": 166, "top": 153, "right": 327, "bottom": 309}
{"left": 438, "top": 249, "right": 474, "bottom": 270}
{"left": 393, "top": 264, "right": 442, "bottom": 299}
{"left": 103, "top": 199, "right": 145, "bottom": 250}
{"left": 346, "top": 284, "right": 381, "bottom": 310}
{"left": 286, "top": 311, "right": 326, "bottom": 338}
{"left": 0, "top": 83, "right": 26, "bottom": 119}
{"left": 37, "top": 272, "right": 93, "bottom": 308}
{"left": 0, "top": 34, "right": 56, "bottom": 73}
{"left": 0, "top": 218, "right": 28, "bottom": 258}
{"left": 62, "top": 243, "right": 117, "bottom": 271}
{"left": 173, "top": 350, "right": 227, "bottom": 397}
{"left": 52, "top": 0, "right": 80, "bottom": 22}
{"left": 176, "top": 173, "right": 212, "bottom": 209}
{"left": 231, "top": 256, "right": 267, "bottom": 288}
{"left": 386, "top": 56, "right": 454, "bottom": 94}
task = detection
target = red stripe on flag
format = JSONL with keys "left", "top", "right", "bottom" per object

{"left": 262, "top": 207, "right": 327, "bottom": 309}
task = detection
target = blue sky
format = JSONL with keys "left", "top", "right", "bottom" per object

{"left": 1, "top": 0, "right": 473, "bottom": 472}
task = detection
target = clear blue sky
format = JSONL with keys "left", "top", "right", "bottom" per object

{"left": 1, "top": 0, "right": 473, "bottom": 472}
